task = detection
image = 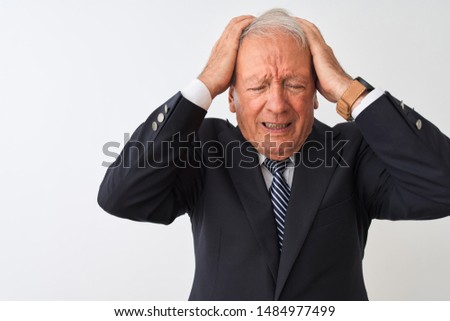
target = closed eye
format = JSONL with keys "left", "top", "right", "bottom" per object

{"left": 286, "top": 84, "right": 305, "bottom": 90}
{"left": 248, "top": 85, "right": 266, "bottom": 92}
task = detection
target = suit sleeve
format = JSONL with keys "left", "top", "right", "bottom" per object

{"left": 355, "top": 91, "right": 450, "bottom": 220}
{"left": 97, "top": 92, "right": 207, "bottom": 224}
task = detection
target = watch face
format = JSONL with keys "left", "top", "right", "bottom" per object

{"left": 355, "top": 77, "right": 374, "bottom": 91}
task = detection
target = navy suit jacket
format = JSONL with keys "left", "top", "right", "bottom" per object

{"left": 98, "top": 91, "right": 450, "bottom": 300}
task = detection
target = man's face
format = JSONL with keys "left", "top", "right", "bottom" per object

{"left": 229, "top": 32, "right": 317, "bottom": 161}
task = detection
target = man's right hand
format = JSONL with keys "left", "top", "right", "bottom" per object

{"left": 198, "top": 15, "right": 254, "bottom": 100}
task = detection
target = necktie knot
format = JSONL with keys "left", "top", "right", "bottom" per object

{"left": 263, "top": 158, "right": 290, "bottom": 175}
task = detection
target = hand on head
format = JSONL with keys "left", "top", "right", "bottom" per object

{"left": 296, "top": 18, "right": 352, "bottom": 103}
{"left": 199, "top": 11, "right": 353, "bottom": 103}
{"left": 199, "top": 9, "right": 354, "bottom": 159}
{"left": 198, "top": 15, "right": 254, "bottom": 99}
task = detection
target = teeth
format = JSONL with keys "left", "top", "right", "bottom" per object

{"left": 264, "top": 122, "right": 288, "bottom": 129}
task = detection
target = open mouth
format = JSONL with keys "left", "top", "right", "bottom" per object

{"left": 263, "top": 122, "right": 291, "bottom": 130}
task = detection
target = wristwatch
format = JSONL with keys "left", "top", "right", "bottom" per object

{"left": 336, "top": 77, "right": 374, "bottom": 121}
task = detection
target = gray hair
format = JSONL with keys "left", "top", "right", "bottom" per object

{"left": 240, "top": 8, "right": 307, "bottom": 48}
{"left": 231, "top": 9, "right": 309, "bottom": 84}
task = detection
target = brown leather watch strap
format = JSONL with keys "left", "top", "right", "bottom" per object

{"left": 336, "top": 79, "right": 367, "bottom": 121}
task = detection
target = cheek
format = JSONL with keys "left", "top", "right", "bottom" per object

{"left": 293, "top": 101, "right": 315, "bottom": 133}
{"left": 300, "top": 107, "right": 314, "bottom": 126}
{"left": 293, "top": 98, "right": 313, "bottom": 118}
{"left": 236, "top": 97, "right": 264, "bottom": 125}
{"left": 237, "top": 110, "right": 259, "bottom": 136}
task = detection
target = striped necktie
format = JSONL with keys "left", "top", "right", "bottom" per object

{"left": 263, "top": 158, "right": 291, "bottom": 251}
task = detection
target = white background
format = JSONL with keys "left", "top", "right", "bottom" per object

{"left": 1, "top": 0, "right": 450, "bottom": 300}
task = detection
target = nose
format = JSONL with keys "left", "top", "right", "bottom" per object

{"left": 266, "top": 84, "right": 288, "bottom": 114}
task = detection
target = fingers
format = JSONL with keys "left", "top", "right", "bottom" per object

{"left": 216, "top": 15, "right": 254, "bottom": 43}
{"left": 226, "top": 15, "right": 255, "bottom": 29}
{"left": 218, "top": 15, "right": 255, "bottom": 53}
{"left": 198, "top": 15, "right": 254, "bottom": 99}
{"left": 295, "top": 17, "right": 352, "bottom": 102}
{"left": 296, "top": 18, "right": 327, "bottom": 53}
{"left": 296, "top": 17, "right": 320, "bottom": 35}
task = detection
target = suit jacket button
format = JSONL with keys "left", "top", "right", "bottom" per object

{"left": 152, "top": 121, "right": 158, "bottom": 131}
{"left": 416, "top": 119, "right": 422, "bottom": 130}
{"left": 164, "top": 104, "right": 169, "bottom": 113}
{"left": 157, "top": 113, "right": 165, "bottom": 123}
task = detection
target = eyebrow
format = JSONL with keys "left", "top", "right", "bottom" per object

{"left": 283, "top": 74, "right": 309, "bottom": 82}
{"left": 243, "top": 74, "right": 270, "bottom": 86}
{"left": 243, "top": 74, "right": 309, "bottom": 85}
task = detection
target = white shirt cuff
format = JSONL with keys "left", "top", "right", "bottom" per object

{"left": 352, "top": 88, "right": 384, "bottom": 118}
{"left": 181, "top": 78, "right": 212, "bottom": 110}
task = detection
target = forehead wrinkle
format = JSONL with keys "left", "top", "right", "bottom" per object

{"left": 243, "top": 71, "right": 308, "bottom": 86}
{"left": 261, "top": 53, "right": 309, "bottom": 83}
{"left": 237, "top": 37, "right": 312, "bottom": 85}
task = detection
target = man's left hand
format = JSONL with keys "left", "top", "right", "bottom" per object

{"left": 297, "top": 18, "right": 353, "bottom": 103}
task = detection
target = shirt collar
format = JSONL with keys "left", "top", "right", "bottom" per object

{"left": 258, "top": 153, "right": 295, "bottom": 166}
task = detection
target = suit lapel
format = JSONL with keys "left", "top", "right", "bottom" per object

{"left": 275, "top": 121, "right": 339, "bottom": 300}
{"left": 218, "top": 127, "right": 280, "bottom": 283}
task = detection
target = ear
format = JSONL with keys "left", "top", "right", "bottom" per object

{"left": 228, "top": 86, "right": 236, "bottom": 113}
{"left": 313, "top": 92, "right": 319, "bottom": 110}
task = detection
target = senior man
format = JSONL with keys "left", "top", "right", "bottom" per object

{"left": 98, "top": 9, "right": 450, "bottom": 300}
